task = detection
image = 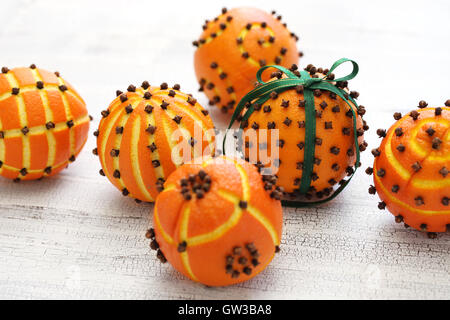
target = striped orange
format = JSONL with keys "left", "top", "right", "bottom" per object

{"left": 370, "top": 101, "right": 450, "bottom": 237}
{"left": 150, "top": 156, "right": 283, "bottom": 286}
{"left": 0, "top": 65, "right": 90, "bottom": 181}
{"left": 95, "top": 82, "right": 215, "bottom": 202}
{"left": 193, "top": 7, "right": 300, "bottom": 113}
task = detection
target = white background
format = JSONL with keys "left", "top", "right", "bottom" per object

{"left": 0, "top": 0, "right": 449, "bottom": 299}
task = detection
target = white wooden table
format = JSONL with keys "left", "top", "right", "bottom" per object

{"left": 0, "top": 0, "right": 449, "bottom": 299}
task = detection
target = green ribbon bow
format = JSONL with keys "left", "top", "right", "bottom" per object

{"left": 223, "top": 58, "right": 361, "bottom": 207}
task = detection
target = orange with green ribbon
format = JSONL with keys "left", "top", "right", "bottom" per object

{"left": 224, "top": 58, "right": 362, "bottom": 207}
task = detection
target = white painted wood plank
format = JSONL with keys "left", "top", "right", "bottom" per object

{"left": 0, "top": 0, "right": 449, "bottom": 299}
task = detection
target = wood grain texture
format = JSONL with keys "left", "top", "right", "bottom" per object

{"left": 0, "top": 0, "right": 449, "bottom": 299}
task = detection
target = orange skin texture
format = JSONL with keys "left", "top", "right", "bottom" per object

{"left": 153, "top": 156, "right": 283, "bottom": 286}
{"left": 0, "top": 66, "right": 89, "bottom": 181}
{"left": 243, "top": 86, "right": 364, "bottom": 195}
{"left": 373, "top": 107, "right": 450, "bottom": 233}
{"left": 194, "top": 7, "right": 299, "bottom": 113}
{"left": 96, "top": 85, "right": 215, "bottom": 202}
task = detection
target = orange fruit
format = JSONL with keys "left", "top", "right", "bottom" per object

{"left": 95, "top": 82, "right": 215, "bottom": 202}
{"left": 368, "top": 100, "right": 450, "bottom": 237}
{"left": 193, "top": 7, "right": 300, "bottom": 113}
{"left": 149, "top": 156, "right": 283, "bottom": 286}
{"left": 239, "top": 64, "right": 367, "bottom": 199}
{"left": 0, "top": 65, "right": 90, "bottom": 181}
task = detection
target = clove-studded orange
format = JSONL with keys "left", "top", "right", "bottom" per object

{"left": 367, "top": 100, "right": 450, "bottom": 238}
{"left": 240, "top": 64, "right": 367, "bottom": 199}
{"left": 193, "top": 7, "right": 300, "bottom": 113}
{"left": 0, "top": 65, "right": 90, "bottom": 181}
{"left": 94, "top": 82, "right": 215, "bottom": 202}
{"left": 148, "top": 156, "right": 283, "bottom": 286}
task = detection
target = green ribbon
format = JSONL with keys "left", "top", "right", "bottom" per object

{"left": 223, "top": 58, "right": 361, "bottom": 207}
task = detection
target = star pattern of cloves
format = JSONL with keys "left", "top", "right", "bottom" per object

{"left": 179, "top": 170, "right": 212, "bottom": 200}
{"left": 224, "top": 242, "right": 276, "bottom": 279}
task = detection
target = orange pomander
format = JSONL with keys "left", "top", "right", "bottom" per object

{"left": 193, "top": 7, "right": 300, "bottom": 113}
{"left": 94, "top": 82, "right": 215, "bottom": 202}
{"left": 149, "top": 156, "right": 283, "bottom": 286}
{"left": 240, "top": 64, "right": 367, "bottom": 199}
{"left": 0, "top": 65, "right": 90, "bottom": 181}
{"left": 368, "top": 100, "right": 450, "bottom": 238}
